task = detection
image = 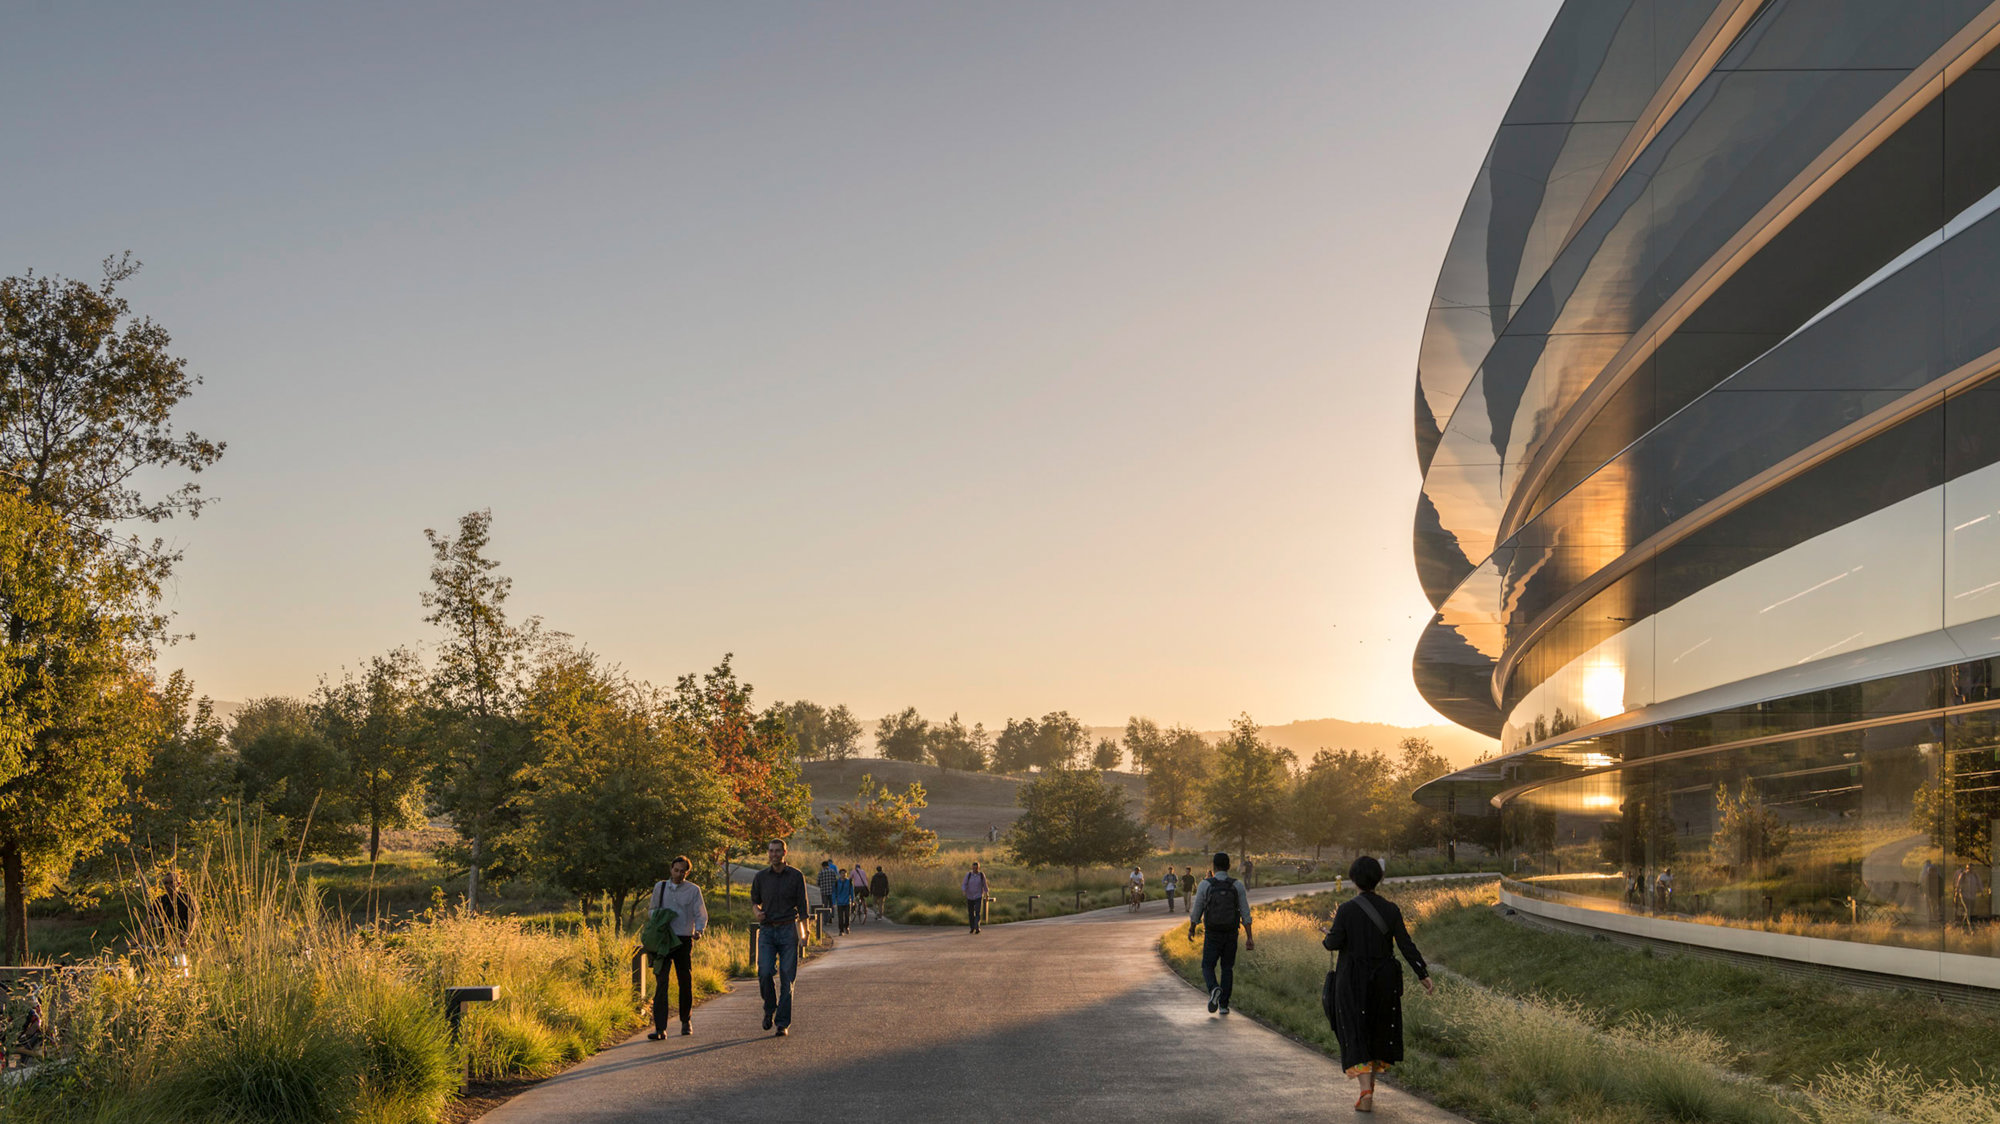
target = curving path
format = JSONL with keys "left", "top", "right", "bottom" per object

{"left": 482, "top": 881, "right": 1466, "bottom": 1123}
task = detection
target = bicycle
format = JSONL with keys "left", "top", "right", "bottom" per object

{"left": 1126, "top": 883, "right": 1146, "bottom": 912}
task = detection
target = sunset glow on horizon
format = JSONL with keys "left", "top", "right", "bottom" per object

{"left": 0, "top": 3, "right": 1559, "bottom": 737}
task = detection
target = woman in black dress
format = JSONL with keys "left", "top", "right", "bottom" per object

{"left": 1322, "top": 855, "right": 1432, "bottom": 1113}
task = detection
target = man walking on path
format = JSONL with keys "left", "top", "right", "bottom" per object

{"left": 752, "top": 839, "right": 808, "bottom": 1036}
{"left": 1187, "top": 852, "right": 1254, "bottom": 1014}
{"left": 833, "top": 866, "right": 854, "bottom": 934}
{"left": 644, "top": 856, "right": 707, "bottom": 1039}
{"left": 1181, "top": 867, "right": 1196, "bottom": 914}
{"left": 963, "top": 861, "right": 990, "bottom": 933}
{"left": 869, "top": 866, "right": 889, "bottom": 919}
{"left": 816, "top": 859, "right": 839, "bottom": 932}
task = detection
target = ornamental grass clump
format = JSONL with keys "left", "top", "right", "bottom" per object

{"left": 0, "top": 823, "right": 655, "bottom": 1123}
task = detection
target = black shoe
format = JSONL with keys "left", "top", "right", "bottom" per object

{"left": 774, "top": 1026, "right": 789, "bottom": 1038}
{"left": 1220, "top": 1006, "right": 1231, "bottom": 1015}
{"left": 1208, "top": 988, "right": 1221, "bottom": 1013}
{"left": 763, "top": 1012, "right": 775, "bottom": 1031}
{"left": 681, "top": 1022, "right": 692, "bottom": 1036}
{"left": 646, "top": 1031, "right": 665, "bottom": 1041}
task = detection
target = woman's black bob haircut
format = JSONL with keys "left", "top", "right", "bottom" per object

{"left": 1348, "top": 855, "right": 1383, "bottom": 891}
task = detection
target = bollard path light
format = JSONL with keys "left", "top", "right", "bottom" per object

{"left": 445, "top": 986, "right": 500, "bottom": 1044}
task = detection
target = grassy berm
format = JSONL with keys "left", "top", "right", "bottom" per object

{"left": 0, "top": 832, "right": 758, "bottom": 1124}
{"left": 1161, "top": 881, "right": 2000, "bottom": 1124}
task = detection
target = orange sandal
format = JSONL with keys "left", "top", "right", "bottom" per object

{"left": 1355, "top": 1089, "right": 1374, "bottom": 1113}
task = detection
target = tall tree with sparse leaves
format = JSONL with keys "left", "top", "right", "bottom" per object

{"left": 421, "top": 509, "right": 536, "bottom": 911}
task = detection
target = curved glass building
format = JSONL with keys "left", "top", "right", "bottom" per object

{"left": 1413, "top": 0, "right": 2000, "bottom": 985}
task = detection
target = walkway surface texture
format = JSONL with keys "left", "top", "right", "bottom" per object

{"left": 484, "top": 880, "right": 1468, "bottom": 1123}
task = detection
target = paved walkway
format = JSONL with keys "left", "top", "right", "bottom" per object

{"left": 483, "top": 881, "right": 1467, "bottom": 1123}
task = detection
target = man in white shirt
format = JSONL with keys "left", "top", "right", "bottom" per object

{"left": 646, "top": 856, "right": 708, "bottom": 1039}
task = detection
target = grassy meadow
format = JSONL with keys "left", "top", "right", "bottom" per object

{"left": 1160, "top": 880, "right": 2000, "bottom": 1124}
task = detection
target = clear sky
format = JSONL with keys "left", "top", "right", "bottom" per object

{"left": 2, "top": 2, "right": 1557, "bottom": 733}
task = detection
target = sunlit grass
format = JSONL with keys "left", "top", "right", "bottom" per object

{"left": 1160, "top": 880, "right": 2000, "bottom": 1124}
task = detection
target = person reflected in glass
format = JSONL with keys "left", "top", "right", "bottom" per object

{"left": 1955, "top": 863, "right": 1986, "bottom": 933}
{"left": 1323, "top": 856, "right": 1432, "bottom": 1115}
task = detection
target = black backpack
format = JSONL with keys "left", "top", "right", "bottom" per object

{"left": 1202, "top": 876, "right": 1240, "bottom": 928}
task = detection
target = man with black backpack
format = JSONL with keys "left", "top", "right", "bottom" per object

{"left": 1186, "top": 852, "right": 1254, "bottom": 1015}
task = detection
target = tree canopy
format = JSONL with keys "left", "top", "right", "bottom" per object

{"left": 1004, "top": 765, "right": 1150, "bottom": 886}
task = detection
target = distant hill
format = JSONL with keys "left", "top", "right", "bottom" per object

{"left": 801, "top": 758, "right": 1152, "bottom": 843}
{"left": 1085, "top": 718, "right": 1494, "bottom": 769}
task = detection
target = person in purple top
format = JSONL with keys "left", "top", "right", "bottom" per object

{"left": 962, "top": 860, "right": 990, "bottom": 934}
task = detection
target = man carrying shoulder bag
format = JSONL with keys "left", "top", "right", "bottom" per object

{"left": 643, "top": 855, "right": 707, "bottom": 1040}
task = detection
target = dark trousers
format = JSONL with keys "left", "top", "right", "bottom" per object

{"left": 651, "top": 939, "right": 694, "bottom": 1032}
{"left": 966, "top": 898, "right": 982, "bottom": 932}
{"left": 757, "top": 924, "right": 799, "bottom": 1028}
{"left": 1201, "top": 927, "right": 1239, "bottom": 1005}
{"left": 836, "top": 903, "right": 851, "bottom": 933}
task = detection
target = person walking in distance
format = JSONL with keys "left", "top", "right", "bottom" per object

{"left": 1323, "top": 855, "right": 1432, "bottom": 1114}
{"left": 850, "top": 861, "right": 868, "bottom": 915}
{"left": 1181, "top": 866, "right": 1196, "bottom": 914}
{"left": 963, "top": 860, "right": 990, "bottom": 934}
{"left": 869, "top": 865, "right": 890, "bottom": 920}
{"left": 1163, "top": 867, "right": 1179, "bottom": 913}
{"left": 1186, "top": 852, "right": 1254, "bottom": 1014}
{"left": 816, "top": 858, "right": 839, "bottom": 933}
{"left": 644, "top": 855, "right": 707, "bottom": 1039}
{"left": 832, "top": 865, "right": 854, "bottom": 934}
{"left": 752, "top": 839, "right": 808, "bottom": 1037}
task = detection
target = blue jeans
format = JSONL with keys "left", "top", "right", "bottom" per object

{"left": 757, "top": 923, "right": 800, "bottom": 1028}
{"left": 1201, "top": 928, "right": 1239, "bottom": 1006}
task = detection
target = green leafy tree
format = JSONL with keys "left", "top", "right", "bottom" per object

{"left": 875, "top": 706, "right": 930, "bottom": 763}
{"left": 927, "top": 713, "right": 988, "bottom": 772}
{"left": 1124, "top": 717, "right": 1166, "bottom": 772}
{"left": 1142, "top": 724, "right": 1210, "bottom": 849}
{"left": 1005, "top": 765, "right": 1150, "bottom": 887}
{"left": 669, "top": 655, "right": 812, "bottom": 882}
{"left": 1290, "top": 748, "right": 1385, "bottom": 859}
{"left": 317, "top": 648, "right": 429, "bottom": 862}
{"left": 1711, "top": 778, "right": 1790, "bottom": 873}
{"left": 1034, "top": 711, "right": 1090, "bottom": 769}
{"left": 778, "top": 700, "right": 865, "bottom": 764}
{"left": 1914, "top": 750, "right": 1999, "bottom": 865}
{"left": 1201, "top": 715, "right": 1292, "bottom": 857}
{"left": 232, "top": 697, "right": 363, "bottom": 859}
{"left": 0, "top": 256, "right": 223, "bottom": 963}
{"left": 992, "top": 716, "right": 1039, "bottom": 774}
{"left": 824, "top": 773, "right": 939, "bottom": 860}
{"left": 1092, "top": 737, "right": 1122, "bottom": 771}
{"left": 1598, "top": 795, "right": 1679, "bottom": 870}
{"left": 421, "top": 509, "right": 536, "bottom": 911}
{"left": 514, "top": 645, "right": 730, "bottom": 923}
{"left": 1388, "top": 737, "right": 1454, "bottom": 855}
{"left": 119, "top": 672, "right": 233, "bottom": 870}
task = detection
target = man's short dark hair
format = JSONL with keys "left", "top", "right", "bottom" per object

{"left": 1348, "top": 855, "right": 1383, "bottom": 891}
{"left": 1212, "top": 852, "right": 1230, "bottom": 871}
{"left": 769, "top": 838, "right": 787, "bottom": 852}
{"left": 671, "top": 855, "right": 691, "bottom": 871}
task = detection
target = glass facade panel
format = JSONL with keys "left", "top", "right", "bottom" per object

{"left": 1411, "top": 3, "right": 2000, "bottom": 972}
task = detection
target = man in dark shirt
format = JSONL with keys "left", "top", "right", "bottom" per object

{"left": 750, "top": 838, "right": 808, "bottom": 1036}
